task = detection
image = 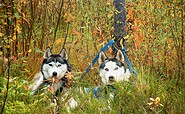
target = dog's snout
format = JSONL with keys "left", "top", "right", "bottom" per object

{"left": 109, "top": 76, "right": 114, "bottom": 80}
{"left": 52, "top": 72, "right": 57, "bottom": 77}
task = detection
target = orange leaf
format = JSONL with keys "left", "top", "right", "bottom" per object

{"left": 72, "top": 29, "right": 82, "bottom": 38}
{"left": 134, "top": 33, "right": 140, "bottom": 48}
{"left": 55, "top": 38, "right": 64, "bottom": 45}
{"left": 168, "top": 38, "right": 173, "bottom": 43}
{"left": 48, "top": 86, "right": 54, "bottom": 93}
{"left": 65, "top": 72, "right": 74, "bottom": 88}
{"left": 24, "top": 85, "right": 28, "bottom": 90}
{"left": 96, "top": 37, "right": 103, "bottom": 42}
{"left": 64, "top": 13, "right": 75, "bottom": 22}
{"left": 107, "top": 47, "right": 113, "bottom": 54}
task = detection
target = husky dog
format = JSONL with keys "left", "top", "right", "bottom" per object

{"left": 98, "top": 50, "right": 131, "bottom": 85}
{"left": 29, "top": 47, "right": 71, "bottom": 95}
{"left": 92, "top": 50, "right": 131, "bottom": 108}
{"left": 93, "top": 50, "right": 131, "bottom": 98}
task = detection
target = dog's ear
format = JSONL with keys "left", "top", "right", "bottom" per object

{"left": 43, "top": 47, "right": 52, "bottom": 59}
{"left": 98, "top": 51, "right": 107, "bottom": 64}
{"left": 116, "top": 50, "right": 124, "bottom": 62}
{"left": 59, "top": 48, "right": 68, "bottom": 60}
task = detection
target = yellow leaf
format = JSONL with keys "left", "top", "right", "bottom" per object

{"left": 147, "top": 102, "right": 153, "bottom": 106}
{"left": 108, "top": 13, "right": 113, "bottom": 19}
{"left": 0, "top": 33, "right": 4, "bottom": 37}
{"left": 1, "top": 19, "right": 7, "bottom": 25}
{"left": 23, "top": 61, "right": 27, "bottom": 63}
{"left": 65, "top": 72, "right": 74, "bottom": 80}
{"left": 16, "top": 25, "right": 21, "bottom": 34}
{"left": 149, "top": 98, "right": 154, "bottom": 101}
{"left": 12, "top": 34, "right": 16, "bottom": 40}
{"left": 28, "top": 49, "right": 32, "bottom": 53}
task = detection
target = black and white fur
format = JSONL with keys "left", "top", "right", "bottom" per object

{"left": 92, "top": 50, "right": 131, "bottom": 110}
{"left": 29, "top": 47, "right": 70, "bottom": 95}
{"left": 98, "top": 50, "right": 131, "bottom": 85}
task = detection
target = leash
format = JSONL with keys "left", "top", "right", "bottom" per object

{"left": 79, "top": 40, "right": 115, "bottom": 81}
{"left": 80, "top": 39, "right": 136, "bottom": 81}
{"left": 112, "top": 43, "right": 137, "bottom": 77}
{"left": 121, "top": 48, "right": 137, "bottom": 76}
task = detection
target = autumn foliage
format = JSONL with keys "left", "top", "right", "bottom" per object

{"left": 0, "top": 0, "right": 184, "bottom": 113}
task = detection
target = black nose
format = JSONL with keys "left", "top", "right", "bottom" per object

{"left": 109, "top": 76, "right": 114, "bottom": 80}
{"left": 52, "top": 72, "right": 57, "bottom": 77}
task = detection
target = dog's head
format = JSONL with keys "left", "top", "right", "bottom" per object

{"left": 41, "top": 47, "right": 69, "bottom": 80}
{"left": 98, "top": 50, "right": 130, "bottom": 85}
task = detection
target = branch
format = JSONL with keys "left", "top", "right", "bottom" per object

{"left": 52, "top": 0, "right": 64, "bottom": 49}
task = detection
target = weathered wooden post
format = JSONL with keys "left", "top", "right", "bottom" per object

{"left": 113, "top": 0, "right": 127, "bottom": 51}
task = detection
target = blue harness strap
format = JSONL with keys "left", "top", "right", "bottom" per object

{"left": 80, "top": 40, "right": 115, "bottom": 81}
{"left": 121, "top": 48, "right": 137, "bottom": 77}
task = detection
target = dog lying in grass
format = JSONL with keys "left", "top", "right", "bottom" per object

{"left": 93, "top": 50, "right": 131, "bottom": 98}
{"left": 28, "top": 47, "right": 77, "bottom": 112}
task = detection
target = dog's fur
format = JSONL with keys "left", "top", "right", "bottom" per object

{"left": 29, "top": 47, "right": 71, "bottom": 95}
{"left": 93, "top": 50, "right": 131, "bottom": 99}
{"left": 98, "top": 50, "right": 131, "bottom": 85}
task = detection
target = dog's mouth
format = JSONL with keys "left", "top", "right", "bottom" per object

{"left": 43, "top": 72, "right": 74, "bottom": 93}
{"left": 44, "top": 77, "right": 60, "bottom": 83}
{"left": 108, "top": 80, "right": 115, "bottom": 84}
{"left": 108, "top": 77, "right": 115, "bottom": 84}
{"left": 109, "top": 76, "right": 115, "bottom": 81}
{"left": 43, "top": 77, "right": 61, "bottom": 93}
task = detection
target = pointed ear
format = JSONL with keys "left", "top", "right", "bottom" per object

{"left": 116, "top": 50, "right": 124, "bottom": 62}
{"left": 98, "top": 51, "right": 107, "bottom": 64}
{"left": 59, "top": 48, "right": 68, "bottom": 59}
{"left": 43, "top": 47, "right": 52, "bottom": 59}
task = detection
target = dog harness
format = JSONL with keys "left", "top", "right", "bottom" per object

{"left": 93, "top": 84, "right": 116, "bottom": 99}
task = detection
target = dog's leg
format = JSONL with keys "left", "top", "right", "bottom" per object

{"left": 29, "top": 73, "right": 44, "bottom": 95}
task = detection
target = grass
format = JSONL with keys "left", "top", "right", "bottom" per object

{"left": 0, "top": 66, "right": 184, "bottom": 114}
{"left": 0, "top": 0, "right": 184, "bottom": 113}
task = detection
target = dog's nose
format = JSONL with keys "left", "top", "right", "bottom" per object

{"left": 52, "top": 72, "right": 57, "bottom": 77}
{"left": 109, "top": 76, "right": 114, "bottom": 81}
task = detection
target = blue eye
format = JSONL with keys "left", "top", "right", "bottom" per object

{"left": 105, "top": 68, "right": 109, "bottom": 71}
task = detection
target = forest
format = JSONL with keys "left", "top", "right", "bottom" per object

{"left": 0, "top": 0, "right": 184, "bottom": 113}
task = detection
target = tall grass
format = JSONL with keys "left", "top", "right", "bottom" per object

{"left": 0, "top": 68, "right": 184, "bottom": 113}
{"left": 0, "top": 0, "right": 184, "bottom": 113}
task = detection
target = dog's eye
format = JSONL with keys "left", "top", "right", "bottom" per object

{"left": 58, "top": 64, "right": 61, "bottom": 67}
{"left": 115, "top": 67, "right": 118, "bottom": 70}
{"left": 105, "top": 68, "right": 109, "bottom": 71}
{"left": 49, "top": 64, "right": 53, "bottom": 67}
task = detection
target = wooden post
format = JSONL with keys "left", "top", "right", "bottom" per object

{"left": 113, "top": 0, "right": 127, "bottom": 50}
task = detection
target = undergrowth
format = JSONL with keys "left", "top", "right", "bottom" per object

{"left": 0, "top": 68, "right": 184, "bottom": 114}
{"left": 0, "top": 0, "right": 184, "bottom": 113}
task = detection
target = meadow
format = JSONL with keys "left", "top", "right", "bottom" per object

{"left": 0, "top": 0, "right": 184, "bottom": 113}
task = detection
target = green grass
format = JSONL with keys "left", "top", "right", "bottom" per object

{"left": 0, "top": 0, "right": 184, "bottom": 113}
{"left": 1, "top": 68, "right": 184, "bottom": 114}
